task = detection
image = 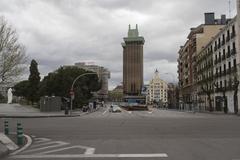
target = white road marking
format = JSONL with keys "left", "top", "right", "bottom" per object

{"left": 31, "top": 140, "right": 63, "bottom": 148}
{"left": 0, "top": 132, "right": 19, "bottom": 151}
{"left": 37, "top": 145, "right": 95, "bottom": 155}
{"left": 11, "top": 153, "right": 168, "bottom": 158}
{"left": 10, "top": 134, "right": 32, "bottom": 156}
{"left": 22, "top": 141, "right": 69, "bottom": 154}
{"left": 128, "top": 111, "right": 132, "bottom": 114}
{"left": 34, "top": 138, "right": 51, "bottom": 143}
{"left": 102, "top": 110, "right": 108, "bottom": 115}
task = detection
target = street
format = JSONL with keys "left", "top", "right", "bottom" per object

{"left": 1, "top": 107, "right": 240, "bottom": 160}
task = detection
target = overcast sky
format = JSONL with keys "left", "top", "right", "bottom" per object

{"left": 0, "top": 0, "right": 237, "bottom": 89}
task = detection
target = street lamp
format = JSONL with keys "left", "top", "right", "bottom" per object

{"left": 70, "top": 72, "right": 98, "bottom": 115}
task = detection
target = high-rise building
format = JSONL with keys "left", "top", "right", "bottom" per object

{"left": 122, "top": 24, "right": 145, "bottom": 97}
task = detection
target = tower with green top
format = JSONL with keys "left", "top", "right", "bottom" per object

{"left": 122, "top": 24, "right": 145, "bottom": 97}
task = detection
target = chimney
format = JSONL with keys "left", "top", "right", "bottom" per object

{"left": 205, "top": 13, "right": 215, "bottom": 25}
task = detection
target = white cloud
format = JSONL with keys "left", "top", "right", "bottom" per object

{"left": 0, "top": 0, "right": 237, "bottom": 88}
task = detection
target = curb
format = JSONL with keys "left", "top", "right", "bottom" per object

{"left": 0, "top": 108, "right": 101, "bottom": 118}
{"left": 10, "top": 134, "right": 32, "bottom": 156}
{"left": 0, "top": 114, "right": 81, "bottom": 118}
{"left": 0, "top": 142, "right": 9, "bottom": 159}
{"left": 165, "top": 109, "right": 239, "bottom": 116}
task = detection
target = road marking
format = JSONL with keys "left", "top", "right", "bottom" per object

{"left": 10, "top": 134, "right": 32, "bottom": 156}
{"left": 37, "top": 145, "right": 95, "bottom": 155}
{"left": 11, "top": 153, "right": 168, "bottom": 158}
{"left": 34, "top": 138, "right": 51, "bottom": 143}
{"left": 0, "top": 132, "right": 19, "bottom": 151}
{"left": 128, "top": 111, "right": 132, "bottom": 114}
{"left": 22, "top": 141, "right": 69, "bottom": 154}
{"left": 102, "top": 110, "right": 108, "bottom": 115}
{"left": 31, "top": 140, "right": 64, "bottom": 148}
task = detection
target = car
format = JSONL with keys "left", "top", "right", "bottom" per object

{"left": 109, "top": 105, "right": 122, "bottom": 113}
{"left": 82, "top": 106, "right": 89, "bottom": 112}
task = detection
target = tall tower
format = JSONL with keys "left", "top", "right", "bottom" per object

{"left": 122, "top": 24, "right": 145, "bottom": 96}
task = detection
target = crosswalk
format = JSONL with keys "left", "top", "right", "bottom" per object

{"left": 8, "top": 135, "right": 168, "bottom": 159}
{"left": 9, "top": 135, "right": 95, "bottom": 159}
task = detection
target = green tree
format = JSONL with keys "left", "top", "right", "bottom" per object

{"left": 28, "top": 59, "right": 40, "bottom": 104}
{"left": 39, "top": 66, "right": 101, "bottom": 108}
{"left": 13, "top": 80, "right": 29, "bottom": 98}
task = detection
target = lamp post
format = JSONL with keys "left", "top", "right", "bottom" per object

{"left": 70, "top": 72, "right": 98, "bottom": 115}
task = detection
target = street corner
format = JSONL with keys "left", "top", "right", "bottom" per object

{"left": 0, "top": 132, "right": 19, "bottom": 158}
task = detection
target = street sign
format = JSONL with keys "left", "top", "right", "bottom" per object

{"left": 70, "top": 90, "right": 74, "bottom": 100}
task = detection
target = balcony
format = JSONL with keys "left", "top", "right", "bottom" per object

{"left": 226, "top": 36, "right": 230, "bottom": 42}
{"left": 214, "top": 46, "right": 218, "bottom": 51}
{"left": 222, "top": 54, "right": 226, "bottom": 60}
{"left": 232, "top": 66, "right": 237, "bottom": 72}
{"left": 227, "top": 68, "right": 232, "bottom": 74}
{"left": 231, "top": 49, "right": 236, "bottom": 55}
{"left": 231, "top": 32, "right": 236, "bottom": 39}
{"left": 227, "top": 52, "right": 231, "bottom": 58}
{"left": 222, "top": 70, "right": 226, "bottom": 76}
{"left": 222, "top": 40, "right": 225, "bottom": 46}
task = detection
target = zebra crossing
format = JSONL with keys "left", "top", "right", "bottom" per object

{"left": 8, "top": 135, "right": 168, "bottom": 159}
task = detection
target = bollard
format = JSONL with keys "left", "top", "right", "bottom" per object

{"left": 4, "top": 120, "right": 9, "bottom": 135}
{"left": 17, "top": 123, "right": 23, "bottom": 145}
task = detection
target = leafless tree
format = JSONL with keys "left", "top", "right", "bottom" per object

{"left": 0, "top": 16, "right": 27, "bottom": 83}
{"left": 201, "top": 83, "right": 214, "bottom": 112}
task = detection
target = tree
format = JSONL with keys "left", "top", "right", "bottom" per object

{"left": 39, "top": 66, "right": 101, "bottom": 108}
{"left": 201, "top": 84, "right": 214, "bottom": 112}
{"left": 13, "top": 80, "right": 29, "bottom": 98}
{"left": 0, "top": 17, "right": 27, "bottom": 83}
{"left": 28, "top": 59, "right": 40, "bottom": 104}
{"left": 233, "top": 76, "right": 239, "bottom": 114}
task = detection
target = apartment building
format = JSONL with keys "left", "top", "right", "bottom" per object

{"left": 178, "top": 13, "right": 230, "bottom": 110}
{"left": 197, "top": 16, "right": 240, "bottom": 113}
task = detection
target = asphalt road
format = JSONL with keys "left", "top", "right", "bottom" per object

{"left": 1, "top": 107, "right": 240, "bottom": 160}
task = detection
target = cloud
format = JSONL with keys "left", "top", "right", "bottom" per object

{"left": 0, "top": 0, "right": 237, "bottom": 89}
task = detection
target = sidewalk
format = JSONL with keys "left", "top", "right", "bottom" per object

{"left": 0, "top": 132, "right": 19, "bottom": 158}
{"left": 165, "top": 108, "right": 239, "bottom": 116}
{"left": 0, "top": 103, "right": 85, "bottom": 118}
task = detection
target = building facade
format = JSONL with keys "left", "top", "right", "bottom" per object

{"left": 122, "top": 24, "right": 145, "bottom": 96}
{"left": 196, "top": 14, "right": 240, "bottom": 113}
{"left": 168, "top": 83, "right": 179, "bottom": 109}
{"left": 74, "top": 62, "right": 110, "bottom": 100}
{"left": 178, "top": 13, "right": 230, "bottom": 110}
{"left": 146, "top": 70, "right": 168, "bottom": 104}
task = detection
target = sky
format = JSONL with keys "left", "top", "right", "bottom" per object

{"left": 0, "top": 0, "right": 237, "bottom": 90}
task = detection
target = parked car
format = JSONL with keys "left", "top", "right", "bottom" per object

{"left": 109, "top": 105, "right": 122, "bottom": 113}
{"left": 82, "top": 106, "right": 89, "bottom": 112}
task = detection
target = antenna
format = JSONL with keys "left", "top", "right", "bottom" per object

{"left": 228, "top": 0, "right": 232, "bottom": 18}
